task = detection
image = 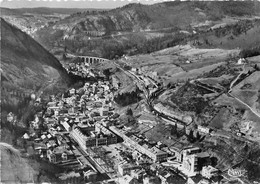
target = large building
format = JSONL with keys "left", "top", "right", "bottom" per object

{"left": 70, "top": 124, "right": 117, "bottom": 149}
{"left": 182, "top": 153, "right": 199, "bottom": 177}
{"left": 175, "top": 147, "right": 210, "bottom": 177}
{"left": 110, "top": 126, "right": 168, "bottom": 162}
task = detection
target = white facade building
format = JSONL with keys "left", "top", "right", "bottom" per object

{"left": 201, "top": 166, "right": 218, "bottom": 179}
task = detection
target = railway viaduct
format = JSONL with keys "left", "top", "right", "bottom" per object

{"left": 76, "top": 56, "right": 109, "bottom": 65}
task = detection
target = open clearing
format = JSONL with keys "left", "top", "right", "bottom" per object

{"left": 231, "top": 71, "right": 260, "bottom": 114}
{"left": 124, "top": 44, "right": 239, "bottom": 84}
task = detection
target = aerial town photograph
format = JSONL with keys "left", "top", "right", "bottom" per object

{"left": 0, "top": 0, "right": 260, "bottom": 183}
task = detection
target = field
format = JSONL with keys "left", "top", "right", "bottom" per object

{"left": 195, "top": 19, "right": 260, "bottom": 50}
{"left": 231, "top": 71, "right": 260, "bottom": 113}
{"left": 144, "top": 122, "right": 188, "bottom": 147}
{"left": 124, "top": 44, "right": 239, "bottom": 84}
{"left": 166, "top": 62, "right": 224, "bottom": 84}
{"left": 213, "top": 94, "right": 248, "bottom": 109}
{"left": 197, "top": 75, "right": 233, "bottom": 89}
{"left": 247, "top": 55, "right": 260, "bottom": 64}
{"left": 243, "top": 110, "right": 260, "bottom": 137}
{"left": 209, "top": 108, "right": 230, "bottom": 129}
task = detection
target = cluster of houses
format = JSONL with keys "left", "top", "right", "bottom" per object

{"left": 113, "top": 143, "right": 221, "bottom": 184}
{"left": 20, "top": 80, "right": 120, "bottom": 177}
{"left": 14, "top": 62, "right": 226, "bottom": 184}
{"left": 66, "top": 62, "right": 96, "bottom": 77}
{"left": 23, "top": 110, "right": 76, "bottom": 164}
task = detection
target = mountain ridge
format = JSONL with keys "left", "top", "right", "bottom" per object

{"left": 1, "top": 17, "right": 70, "bottom": 116}
{"left": 0, "top": 7, "right": 109, "bottom": 16}
{"left": 32, "top": 1, "right": 260, "bottom": 58}
{"left": 49, "top": 1, "right": 260, "bottom": 33}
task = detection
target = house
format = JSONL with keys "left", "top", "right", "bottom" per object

{"left": 198, "top": 126, "right": 211, "bottom": 134}
{"left": 46, "top": 140, "right": 57, "bottom": 148}
{"left": 61, "top": 121, "right": 72, "bottom": 132}
{"left": 131, "top": 68, "right": 137, "bottom": 73}
{"left": 83, "top": 170, "right": 98, "bottom": 182}
{"left": 188, "top": 176, "right": 220, "bottom": 184}
{"left": 47, "top": 147, "right": 74, "bottom": 163}
{"left": 100, "top": 107, "right": 109, "bottom": 116}
{"left": 22, "top": 133, "right": 30, "bottom": 139}
{"left": 69, "top": 88, "right": 76, "bottom": 95}
{"left": 41, "top": 134, "right": 47, "bottom": 140}
{"left": 201, "top": 166, "right": 218, "bottom": 179}
{"left": 118, "top": 175, "right": 139, "bottom": 184}
{"left": 131, "top": 169, "right": 145, "bottom": 180}
{"left": 7, "top": 112, "right": 15, "bottom": 122}
{"left": 237, "top": 58, "right": 246, "bottom": 65}
{"left": 143, "top": 176, "right": 161, "bottom": 184}
{"left": 187, "top": 175, "right": 204, "bottom": 184}
{"left": 158, "top": 169, "right": 186, "bottom": 184}
{"left": 118, "top": 163, "right": 140, "bottom": 176}
{"left": 158, "top": 171, "right": 171, "bottom": 184}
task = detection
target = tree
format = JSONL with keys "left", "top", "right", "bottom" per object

{"left": 187, "top": 130, "right": 194, "bottom": 142}
{"left": 189, "top": 130, "right": 193, "bottom": 139}
{"left": 171, "top": 124, "right": 177, "bottom": 135}
{"left": 182, "top": 126, "right": 186, "bottom": 135}
{"left": 254, "top": 64, "right": 260, "bottom": 71}
{"left": 196, "top": 131, "right": 201, "bottom": 141}
{"left": 244, "top": 144, "right": 249, "bottom": 153}
{"left": 126, "top": 108, "right": 133, "bottom": 116}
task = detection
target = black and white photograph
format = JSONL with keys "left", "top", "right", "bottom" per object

{"left": 1, "top": 0, "right": 260, "bottom": 183}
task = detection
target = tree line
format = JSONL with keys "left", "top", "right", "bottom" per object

{"left": 63, "top": 32, "right": 188, "bottom": 60}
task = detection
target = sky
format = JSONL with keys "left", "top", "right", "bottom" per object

{"left": 0, "top": 0, "right": 161, "bottom": 9}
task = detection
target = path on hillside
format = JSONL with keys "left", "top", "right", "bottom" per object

{"left": 228, "top": 64, "right": 246, "bottom": 93}
{"left": 228, "top": 64, "right": 260, "bottom": 119}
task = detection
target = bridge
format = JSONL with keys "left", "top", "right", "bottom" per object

{"left": 65, "top": 53, "right": 109, "bottom": 65}
{"left": 77, "top": 56, "right": 109, "bottom": 65}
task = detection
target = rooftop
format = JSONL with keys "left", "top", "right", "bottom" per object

{"left": 150, "top": 146, "right": 166, "bottom": 155}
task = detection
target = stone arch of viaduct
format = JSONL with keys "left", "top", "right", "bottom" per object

{"left": 77, "top": 56, "right": 109, "bottom": 65}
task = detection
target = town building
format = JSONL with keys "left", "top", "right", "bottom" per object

{"left": 131, "top": 169, "right": 146, "bottom": 180}
{"left": 174, "top": 147, "right": 210, "bottom": 177}
{"left": 60, "top": 121, "right": 72, "bottom": 132}
{"left": 143, "top": 176, "right": 161, "bottom": 184}
{"left": 83, "top": 170, "right": 98, "bottom": 182}
{"left": 46, "top": 147, "right": 74, "bottom": 163}
{"left": 110, "top": 126, "right": 168, "bottom": 162}
{"left": 182, "top": 153, "right": 199, "bottom": 177}
{"left": 198, "top": 126, "right": 211, "bottom": 134}
{"left": 118, "top": 162, "right": 140, "bottom": 176}
{"left": 201, "top": 166, "right": 218, "bottom": 179}
{"left": 70, "top": 124, "right": 117, "bottom": 149}
{"left": 118, "top": 175, "right": 138, "bottom": 184}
